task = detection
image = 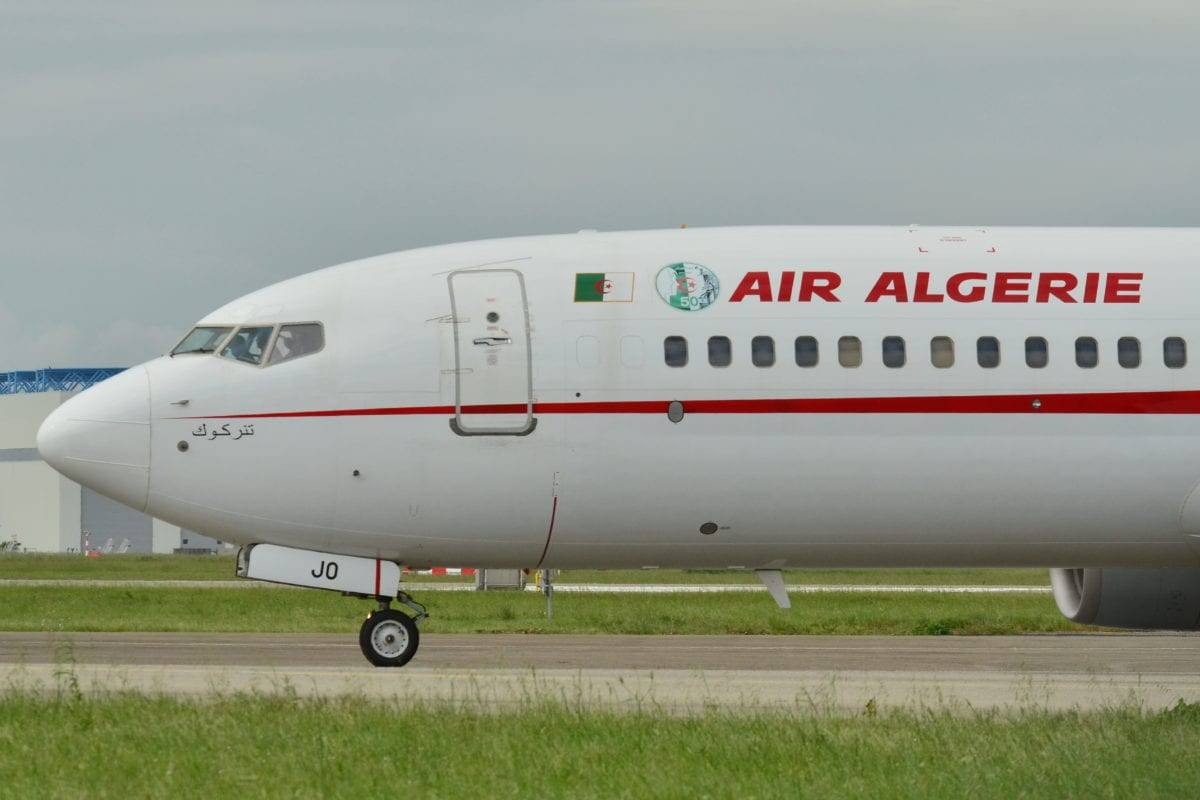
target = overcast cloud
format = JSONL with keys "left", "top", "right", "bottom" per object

{"left": 3, "top": 1, "right": 1200, "bottom": 370}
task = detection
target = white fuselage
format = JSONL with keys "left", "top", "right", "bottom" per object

{"left": 37, "top": 226, "right": 1200, "bottom": 570}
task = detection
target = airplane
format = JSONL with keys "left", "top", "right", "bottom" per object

{"left": 35, "top": 225, "right": 1200, "bottom": 667}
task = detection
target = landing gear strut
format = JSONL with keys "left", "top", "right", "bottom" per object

{"left": 358, "top": 591, "right": 427, "bottom": 668}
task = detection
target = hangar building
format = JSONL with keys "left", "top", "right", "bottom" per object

{"left": 0, "top": 369, "right": 219, "bottom": 553}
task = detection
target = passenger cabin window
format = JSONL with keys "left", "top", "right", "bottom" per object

{"left": 977, "top": 336, "right": 1000, "bottom": 368}
{"left": 1164, "top": 337, "right": 1187, "bottom": 368}
{"left": 1075, "top": 337, "right": 1098, "bottom": 369}
{"left": 794, "top": 337, "right": 819, "bottom": 367}
{"left": 172, "top": 326, "right": 232, "bottom": 356}
{"left": 838, "top": 336, "right": 862, "bottom": 368}
{"left": 708, "top": 336, "right": 732, "bottom": 367}
{"left": 575, "top": 336, "right": 601, "bottom": 368}
{"left": 266, "top": 323, "right": 324, "bottom": 366}
{"left": 220, "top": 326, "right": 274, "bottom": 365}
{"left": 664, "top": 336, "right": 688, "bottom": 367}
{"left": 751, "top": 336, "right": 775, "bottom": 367}
{"left": 930, "top": 336, "right": 954, "bottom": 368}
{"left": 1025, "top": 336, "right": 1048, "bottom": 368}
{"left": 882, "top": 336, "right": 905, "bottom": 368}
{"left": 1117, "top": 337, "right": 1140, "bottom": 369}
{"left": 620, "top": 336, "right": 644, "bottom": 368}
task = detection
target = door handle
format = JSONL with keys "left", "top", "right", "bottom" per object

{"left": 472, "top": 336, "right": 512, "bottom": 346}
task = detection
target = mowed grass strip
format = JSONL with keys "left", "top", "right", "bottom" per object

{"left": 0, "top": 554, "right": 463, "bottom": 583}
{"left": 0, "top": 553, "right": 237, "bottom": 581}
{"left": 556, "top": 566, "right": 1049, "bottom": 586}
{"left": 0, "top": 585, "right": 1081, "bottom": 634}
{"left": 0, "top": 554, "right": 1049, "bottom": 586}
{"left": 0, "top": 694, "right": 1197, "bottom": 799}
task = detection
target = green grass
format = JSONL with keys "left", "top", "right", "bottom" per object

{"left": 0, "top": 553, "right": 464, "bottom": 583}
{"left": 0, "top": 553, "right": 239, "bottom": 581}
{"left": 0, "top": 693, "right": 1197, "bottom": 799}
{"left": 0, "top": 585, "right": 1079, "bottom": 635}
{"left": 562, "top": 567, "right": 1049, "bottom": 585}
{"left": 0, "top": 554, "right": 1049, "bottom": 586}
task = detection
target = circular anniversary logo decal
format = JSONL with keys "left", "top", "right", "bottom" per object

{"left": 654, "top": 262, "right": 719, "bottom": 311}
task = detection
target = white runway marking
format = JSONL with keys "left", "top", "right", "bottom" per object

{"left": 528, "top": 583, "right": 1051, "bottom": 594}
{"left": 0, "top": 579, "right": 1050, "bottom": 593}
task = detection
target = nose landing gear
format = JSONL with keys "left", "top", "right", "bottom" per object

{"left": 359, "top": 591, "right": 427, "bottom": 668}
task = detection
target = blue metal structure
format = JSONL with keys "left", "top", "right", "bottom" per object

{"left": 0, "top": 368, "right": 125, "bottom": 395}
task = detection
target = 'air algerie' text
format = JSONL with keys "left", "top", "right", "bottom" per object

{"left": 727, "top": 271, "right": 1143, "bottom": 304}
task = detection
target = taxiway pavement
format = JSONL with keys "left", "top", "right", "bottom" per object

{"left": 1, "top": 632, "right": 1196, "bottom": 713}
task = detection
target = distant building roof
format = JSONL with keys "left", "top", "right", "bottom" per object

{"left": 0, "top": 368, "right": 125, "bottom": 395}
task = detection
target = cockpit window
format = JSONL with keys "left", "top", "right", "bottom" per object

{"left": 219, "top": 326, "right": 275, "bottom": 365}
{"left": 268, "top": 323, "right": 324, "bottom": 365}
{"left": 171, "top": 326, "right": 233, "bottom": 356}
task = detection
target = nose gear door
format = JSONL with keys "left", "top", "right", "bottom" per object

{"left": 447, "top": 269, "right": 535, "bottom": 435}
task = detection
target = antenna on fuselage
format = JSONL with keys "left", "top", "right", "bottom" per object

{"left": 541, "top": 568, "right": 554, "bottom": 622}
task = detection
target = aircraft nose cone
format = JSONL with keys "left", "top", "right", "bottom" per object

{"left": 37, "top": 366, "right": 151, "bottom": 512}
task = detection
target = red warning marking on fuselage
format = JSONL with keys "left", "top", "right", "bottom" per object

{"left": 172, "top": 388, "right": 1200, "bottom": 421}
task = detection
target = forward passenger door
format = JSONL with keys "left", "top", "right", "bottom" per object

{"left": 447, "top": 269, "right": 535, "bottom": 435}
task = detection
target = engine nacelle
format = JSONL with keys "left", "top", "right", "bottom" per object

{"left": 1050, "top": 567, "right": 1200, "bottom": 630}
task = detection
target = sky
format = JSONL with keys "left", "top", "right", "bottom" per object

{"left": 3, "top": 1, "right": 1200, "bottom": 370}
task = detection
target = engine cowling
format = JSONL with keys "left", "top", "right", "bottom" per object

{"left": 1050, "top": 567, "right": 1200, "bottom": 630}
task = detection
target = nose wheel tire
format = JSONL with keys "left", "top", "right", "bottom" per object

{"left": 359, "top": 609, "right": 420, "bottom": 668}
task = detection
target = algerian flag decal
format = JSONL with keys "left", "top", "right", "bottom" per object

{"left": 574, "top": 272, "right": 635, "bottom": 302}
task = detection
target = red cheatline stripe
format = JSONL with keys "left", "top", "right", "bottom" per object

{"left": 170, "top": 389, "right": 1200, "bottom": 419}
